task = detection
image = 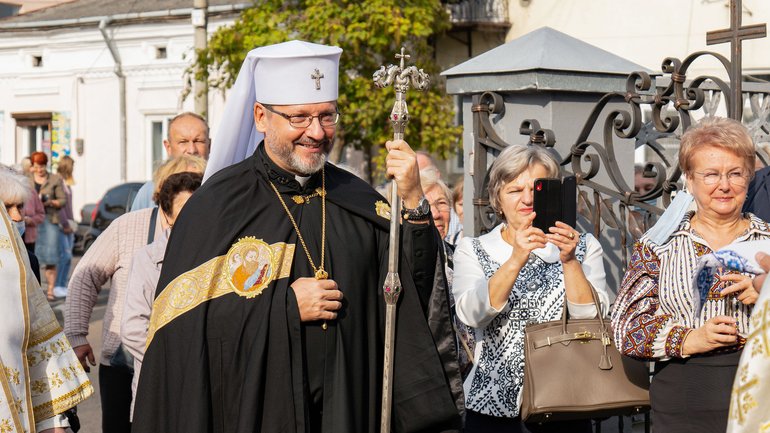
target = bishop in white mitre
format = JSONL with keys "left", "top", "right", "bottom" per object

{"left": 0, "top": 206, "right": 93, "bottom": 432}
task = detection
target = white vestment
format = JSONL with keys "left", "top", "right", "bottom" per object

{"left": 0, "top": 206, "right": 93, "bottom": 432}
{"left": 727, "top": 276, "right": 770, "bottom": 432}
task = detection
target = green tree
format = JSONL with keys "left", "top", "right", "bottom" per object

{"left": 191, "top": 0, "right": 461, "bottom": 183}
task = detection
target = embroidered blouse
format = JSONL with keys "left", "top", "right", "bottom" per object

{"left": 452, "top": 224, "right": 610, "bottom": 418}
{"left": 611, "top": 212, "right": 770, "bottom": 361}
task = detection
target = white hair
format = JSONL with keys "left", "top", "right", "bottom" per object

{"left": 0, "top": 165, "right": 32, "bottom": 205}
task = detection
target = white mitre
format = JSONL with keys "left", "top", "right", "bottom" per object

{"left": 204, "top": 40, "right": 342, "bottom": 181}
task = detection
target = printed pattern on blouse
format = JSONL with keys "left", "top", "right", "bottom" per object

{"left": 465, "top": 235, "right": 587, "bottom": 418}
{"left": 612, "top": 212, "right": 770, "bottom": 360}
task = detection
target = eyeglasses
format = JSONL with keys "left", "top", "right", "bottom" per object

{"left": 263, "top": 104, "right": 341, "bottom": 128}
{"left": 430, "top": 199, "right": 451, "bottom": 213}
{"left": 692, "top": 170, "right": 749, "bottom": 186}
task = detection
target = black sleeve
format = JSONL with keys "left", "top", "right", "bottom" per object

{"left": 401, "top": 220, "right": 440, "bottom": 312}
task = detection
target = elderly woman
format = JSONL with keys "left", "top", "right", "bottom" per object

{"left": 611, "top": 117, "right": 770, "bottom": 433}
{"left": 29, "top": 151, "right": 67, "bottom": 300}
{"left": 453, "top": 145, "right": 610, "bottom": 432}
{"left": 122, "top": 171, "right": 203, "bottom": 419}
{"left": 64, "top": 155, "right": 206, "bottom": 433}
{"left": 421, "top": 167, "right": 475, "bottom": 378}
{"left": 0, "top": 166, "right": 94, "bottom": 432}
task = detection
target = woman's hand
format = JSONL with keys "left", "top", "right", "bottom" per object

{"left": 546, "top": 221, "right": 580, "bottom": 264}
{"left": 682, "top": 315, "right": 738, "bottom": 356}
{"left": 506, "top": 212, "right": 546, "bottom": 267}
{"left": 720, "top": 273, "right": 759, "bottom": 305}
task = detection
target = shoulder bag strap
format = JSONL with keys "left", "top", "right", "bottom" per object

{"left": 148, "top": 207, "right": 159, "bottom": 245}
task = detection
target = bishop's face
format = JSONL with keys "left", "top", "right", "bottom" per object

{"left": 254, "top": 101, "right": 337, "bottom": 176}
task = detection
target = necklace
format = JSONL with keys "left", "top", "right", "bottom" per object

{"left": 268, "top": 169, "right": 330, "bottom": 329}
{"left": 292, "top": 187, "right": 325, "bottom": 204}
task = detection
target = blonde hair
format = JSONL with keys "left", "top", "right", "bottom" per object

{"left": 487, "top": 145, "right": 560, "bottom": 213}
{"left": 57, "top": 155, "right": 75, "bottom": 185}
{"left": 679, "top": 117, "right": 755, "bottom": 175}
{"left": 152, "top": 155, "right": 207, "bottom": 203}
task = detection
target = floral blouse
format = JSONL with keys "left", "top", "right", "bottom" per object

{"left": 452, "top": 224, "right": 610, "bottom": 418}
{"left": 612, "top": 212, "right": 770, "bottom": 361}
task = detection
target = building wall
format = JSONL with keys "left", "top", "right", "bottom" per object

{"left": 0, "top": 17, "right": 234, "bottom": 214}
{"left": 506, "top": 0, "right": 770, "bottom": 77}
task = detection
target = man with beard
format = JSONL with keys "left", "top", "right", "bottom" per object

{"left": 132, "top": 40, "right": 463, "bottom": 433}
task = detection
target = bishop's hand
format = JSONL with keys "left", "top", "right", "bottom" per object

{"left": 385, "top": 140, "right": 424, "bottom": 209}
{"left": 291, "top": 277, "right": 344, "bottom": 322}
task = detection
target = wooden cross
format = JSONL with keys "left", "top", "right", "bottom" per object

{"left": 310, "top": 68, "right": 324, "bottom": 90}
{"left": 706, "top": 0, "right": 767, "bottom": 120}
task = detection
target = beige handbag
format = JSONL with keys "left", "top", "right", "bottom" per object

{"left": 520, "top": 288, "right": 650, "bottom": 422}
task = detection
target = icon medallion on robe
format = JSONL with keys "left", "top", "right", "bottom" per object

{"left": 225, "top": 237, "right": 279, "bottom": 298}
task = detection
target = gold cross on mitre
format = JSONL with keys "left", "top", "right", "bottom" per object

{"left": 311, "top": 68, "right": 324, "bottom": 90}
{"left": 706, "top": 0, "right": 767, "bottom": 119}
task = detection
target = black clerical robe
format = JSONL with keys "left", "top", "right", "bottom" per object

{"left": 132, "top": 144, "right": 463, "bottom": 433}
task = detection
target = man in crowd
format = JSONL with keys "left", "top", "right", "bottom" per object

{"left": 130, "top": 112, "right": 211, "bottom": 210}
{"left": 132, "top": 40, "right": 462, "bottom": 433}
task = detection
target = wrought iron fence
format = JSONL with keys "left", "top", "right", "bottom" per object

{"left": 471, "top": 52, "right": 770, "bottom": 265}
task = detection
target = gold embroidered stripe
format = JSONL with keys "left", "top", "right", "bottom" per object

{"left": 33, "top": 380, "right": 94, "bottom": 420}
{"left": 146, "top": 242, "right": 294, "bottom": 348}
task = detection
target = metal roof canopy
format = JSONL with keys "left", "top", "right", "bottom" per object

{"left": 442, "top": 26, "right": 651, "bottom": 95}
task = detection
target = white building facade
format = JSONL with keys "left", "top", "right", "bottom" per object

{"left": 0, "top": 1, "right": 247, "bottom": 212}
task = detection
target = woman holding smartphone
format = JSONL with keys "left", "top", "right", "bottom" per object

{"left": 452, "top": 144, "right": 610, "bottom": 432}
{"left": 29, "top": 151, "right": 67, "bottom": 300}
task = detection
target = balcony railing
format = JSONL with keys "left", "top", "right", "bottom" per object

{"left": 445, "top": 0, "right": 510, "bottom": 29}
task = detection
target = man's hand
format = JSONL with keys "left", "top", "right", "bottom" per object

{"left": 39, "top": 428, "right": 66, "bottom": 433}
{"left": 752, "top": 252, "right": 770, "bottom": 293}
{"left": 385, "top": 140, "right": 423, "bottom": 209}
{"left": 291, "top": 278, "right": 343, "bottom": 322}
{"left": 73, "top": 343, "right": 96, "bottom": 372}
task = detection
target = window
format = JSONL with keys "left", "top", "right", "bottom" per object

{"left": 32, "top": 55, "right": 43, "bottom": 67}
{"left": 155, "top": 46, "right": 167, "bottom": 60}
{"left": 145, "top": 115, "right": 174, "bottom": 178}
{"left": 12, "top": 112, "right": 52, "bottom": 162}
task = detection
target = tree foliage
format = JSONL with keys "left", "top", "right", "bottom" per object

{"left": 192, "top": 0, "right": 462, "bottom": 182}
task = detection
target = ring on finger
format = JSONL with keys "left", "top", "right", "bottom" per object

{"left": 569, "top": 232, "right": 575, "bottom": 240}
{"left": 527, "top": 236, "right": 532, "bottom": 243}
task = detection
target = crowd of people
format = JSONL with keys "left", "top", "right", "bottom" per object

{"left": 2, "top": 39, "right": 770, "bottom": 433}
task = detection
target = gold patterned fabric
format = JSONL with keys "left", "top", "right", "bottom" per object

{"left": 0, "top": 206, "right": 93, "bottom": 432}
{"left": 728, "top": 275, "right": 770, "bottom": 432}
{"left": 146, "top": 239, "right": 294, "bottom": 348}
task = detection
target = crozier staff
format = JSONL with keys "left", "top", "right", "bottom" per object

{"left": 132, "top": 40, "right": 462, "bottom": 433}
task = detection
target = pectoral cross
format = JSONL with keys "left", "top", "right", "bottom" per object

{"left": 706, "top": 0, "right": 767, "bottom": 119}
{"left": 311, "top": 68, "right": 324, "bottom": 90}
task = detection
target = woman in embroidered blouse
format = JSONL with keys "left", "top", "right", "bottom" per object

{"left": 612, "top": 117, "right": 770, "bottom": 433}
{"left": 453, "top": 145, "right": 610, "bottom": 433}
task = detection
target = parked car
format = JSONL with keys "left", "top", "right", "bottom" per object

{"left": 76, "top": 182, "right": 143, "bottom": 253}
{"left": 73, "top": 203, "right": 95, "bottom": 256}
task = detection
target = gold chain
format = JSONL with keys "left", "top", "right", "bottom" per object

{"left": 268, "top": 168, "right": 327, "bottom": 282}
{"left": 292, "top": 187, "right": 325, "bottom": 204}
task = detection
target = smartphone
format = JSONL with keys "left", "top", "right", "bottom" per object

{"left": 533, "top": 176, "right": 577, "bottom": 232}
{"left": 533, "top": 178, "right": 561, "bottom": 232}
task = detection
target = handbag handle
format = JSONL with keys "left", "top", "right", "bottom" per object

{"left": 560, "top": 283, "right": 605, "bottom": 333}
{"left": 555, "top": 283, "right": 612, "bottom": 369}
